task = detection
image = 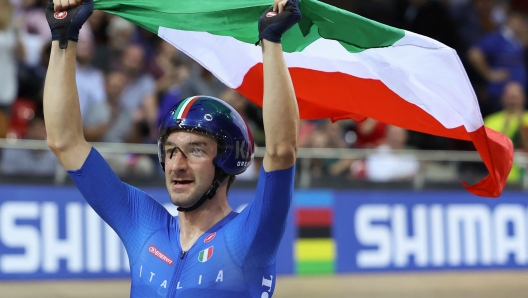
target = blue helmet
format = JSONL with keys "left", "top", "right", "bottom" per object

{"left": 158, "top": 95, "right": 254, "bottom": 176}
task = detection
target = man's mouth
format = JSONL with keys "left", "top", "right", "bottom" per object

{"left": 172, "top": 180, "right": 193, "bottom": 185}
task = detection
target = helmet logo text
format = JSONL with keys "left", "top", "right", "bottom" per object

{"left": 235, "top": 141, "right": 247, "bottom": 159}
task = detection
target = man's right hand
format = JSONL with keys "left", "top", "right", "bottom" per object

{"left": 45, "top": 0, "right": 93, "bottom": 49}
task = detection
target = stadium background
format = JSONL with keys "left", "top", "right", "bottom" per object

{"left": 2, "top": 0, "right": 528, "bottom": 296}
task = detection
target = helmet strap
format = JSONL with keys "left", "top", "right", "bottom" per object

{"left": 177, "top": 167, "right": 228, "bottom": 212}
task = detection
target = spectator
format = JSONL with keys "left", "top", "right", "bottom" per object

{"left": 93, "top": 16, "right": 135, "bottom": 73}
{"left": 76, "top": 34, "right": 107, "bottom": 123}
{"left": 83, "top": 70, "right": 155, "bottom": 177}
{"left": 468, "top": 11, "right": 528, "bottom": 115}
{"left": 0, "top": 0, "right": 24, "bottom": 113}
{"left": 84, "top": 70, "right": 124, "bottom": 142}
{"left": 303, "top": 120, "right": 348, "bottom": 178}
{"left": 365, "top": 125, "right": 420, "bottom": 182}
{"left": 0, "top": 113, "right": 58, "bottom": 175}
{"left": 484, "top": 81, "right": 528, "bottom": 182}
{"left": 118, "top": 44, "right": 157, "bottom": 141}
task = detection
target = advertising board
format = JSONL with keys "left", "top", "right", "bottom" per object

{"left": 1, "top": 186, "right": 526, "bottom": 279}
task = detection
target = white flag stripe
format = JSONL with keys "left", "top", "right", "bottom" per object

{"left": 159, "top": 27, "right": 482, "bottom": 132}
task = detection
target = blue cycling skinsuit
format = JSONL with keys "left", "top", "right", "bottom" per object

{"left": 69, "top": 148, "right": 294, "bottom": 297}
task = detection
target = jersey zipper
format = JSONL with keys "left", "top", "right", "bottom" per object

{"left": 168, "top": 250, "right": 187, "bottom": 297}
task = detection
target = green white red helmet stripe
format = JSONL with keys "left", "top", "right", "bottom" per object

{"left": 174, "top": 96, "right": 199, "bottom": 119}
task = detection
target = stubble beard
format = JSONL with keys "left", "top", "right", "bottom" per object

{"left": 169, "top": 182, "right": 211, "bottom": 209}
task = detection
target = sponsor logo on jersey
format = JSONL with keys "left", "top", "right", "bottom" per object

{"left": 148, "top": 245, "right": 173, "bottom": 266}
{"left": 54, "top": 12, "right": 67, "bottom": 19}
{"left": 266, "top": 12, "right": 277, "bottom": 18}
{"left": 204, "top": 232, "right": 216, "bottom": 243}
{"left": 198, "top": 246, "right": 214, "bottom": 262}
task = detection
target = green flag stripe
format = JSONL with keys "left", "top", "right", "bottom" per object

{"left": 299, "top": 0, "right": 404, "bottom": 52}
{"left": 95, "top": 0, "right": 405, "bottom": 54}
{"left": 94, "top": 0, "right": 271, "bottom": 35}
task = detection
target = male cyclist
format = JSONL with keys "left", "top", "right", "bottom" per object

{"left": 44, "top": 0, "right": 300, "bottom": 296}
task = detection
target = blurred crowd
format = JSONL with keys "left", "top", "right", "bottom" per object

{"left": 1, "top": 0, "right": 528, "bottom": 184}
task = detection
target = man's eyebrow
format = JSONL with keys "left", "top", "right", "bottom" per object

{"left": 164, "top": 141, "right": 209, "bottom": 148}
{"left": 164, "top": 141, "right": 177, "bottom": 148}
{"left": 188, "top": 141, "right": 208, "bottom": 147}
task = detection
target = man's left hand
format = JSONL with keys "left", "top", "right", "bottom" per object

{"left": 257, "top": 0, "right": 302, "bottom": 44}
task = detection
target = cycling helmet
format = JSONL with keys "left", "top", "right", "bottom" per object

{"left": 158, "top": 95, "right": 255, "bottom": 211}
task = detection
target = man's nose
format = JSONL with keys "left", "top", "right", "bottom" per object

{"left": 167, "top": 149, "right": 188, "bottom": 171}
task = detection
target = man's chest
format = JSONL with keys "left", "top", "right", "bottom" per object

{"left": 130, "top": 229, "right": 246, "bottom": 297}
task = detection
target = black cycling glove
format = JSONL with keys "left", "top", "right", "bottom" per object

{"left": 257, "top": 0, "right": 302, "bottom": 44}
{"left": 45, "top": 0, "right": 93, "bottom": 49}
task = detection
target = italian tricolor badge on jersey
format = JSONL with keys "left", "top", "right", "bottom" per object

{"left": 198, "top": 246, "right": 214, "bottom": 262}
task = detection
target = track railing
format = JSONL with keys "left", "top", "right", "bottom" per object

{"left": 1, "top": 138, "right": 527, "bottom": 190}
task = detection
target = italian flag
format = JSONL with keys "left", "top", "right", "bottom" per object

{"left": 198, "top": 246, "right": 214, "bottom": 262}
{"left": 94, "top": 0, "right": 513, "bottom": 197}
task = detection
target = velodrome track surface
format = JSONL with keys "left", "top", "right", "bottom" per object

{"left": 1, "top": 271, "right": 528, "bottom": 298}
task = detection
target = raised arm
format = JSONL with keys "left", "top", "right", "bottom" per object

{"left": 44, "top": 0, "right": 93, "bottom": 170}
{"left": 261, "top": 0, "right": 301, "bottom": 172}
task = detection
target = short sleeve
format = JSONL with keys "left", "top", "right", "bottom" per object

{"left": 224, "top": 165, "right": 295, "bottom": 268}
{"left": 68, "top": 147, "right": 172, "bottom": 264}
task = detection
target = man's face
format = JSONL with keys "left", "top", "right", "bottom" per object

{"left": 164, "top": 131, "right": 218, "bottom": 208}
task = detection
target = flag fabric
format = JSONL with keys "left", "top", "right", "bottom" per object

{"left": 94, "top": 0, "right": 513, "bottom": 197}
